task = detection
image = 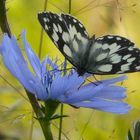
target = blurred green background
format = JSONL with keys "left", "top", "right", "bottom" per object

{"left": 0, "top": 0, "right": 140, "bottom": 139}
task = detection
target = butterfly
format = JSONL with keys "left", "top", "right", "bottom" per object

{"left": 38, "top": 11, "right": 140, "bottom": 76}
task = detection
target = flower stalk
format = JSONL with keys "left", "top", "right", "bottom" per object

{"left": 0, "top": 0, "right": 11, "bottom": 36}
{"left": 0, "top": 1, "right": 56, "bottom": 140}
{"left": 26, "top": 90, "right": 54, "bottom": 140}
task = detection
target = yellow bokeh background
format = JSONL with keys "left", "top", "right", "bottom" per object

{"left": 0, "top": 0, "right": 140, "bottom": 139}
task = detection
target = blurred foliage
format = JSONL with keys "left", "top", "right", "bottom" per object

{"left": 1, "top": 0, "right": 140, "bottom": 140}
{"left": 127, "top": 120, "right": 140, "bottom": 140}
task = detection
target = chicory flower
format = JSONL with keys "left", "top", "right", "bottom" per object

{"left": 0, "top": 31, "right": 131, "bottom": 114}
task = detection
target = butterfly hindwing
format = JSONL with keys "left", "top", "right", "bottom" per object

{"left": 86, "top": 35, "right": 140, "bottom": 74}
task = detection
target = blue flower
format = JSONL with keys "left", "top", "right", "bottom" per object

{"left": 0, "top": 31, "right": 131, "bottom": 114}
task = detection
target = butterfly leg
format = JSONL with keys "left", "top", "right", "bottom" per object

{"left": 92, "top": 75, "right": 102, "bottom": 84}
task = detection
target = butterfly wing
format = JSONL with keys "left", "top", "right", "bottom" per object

{"left": 86, "top": 35, "right": 140, "bottom": 74}
{"left": 38, "top": 12, "right": 89, "bottom": 68}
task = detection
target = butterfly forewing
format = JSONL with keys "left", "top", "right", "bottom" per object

{"left": 38, "top": 12, "right": 89, "bottom": 68}
{"left": 61, "top": 13, "right": 89, "bottom": 38}
{"left": 38, "top": 12, "right": 68, "bottom": 52}
{"left": 86, "top": 35, "right": 140, "bottom": 74}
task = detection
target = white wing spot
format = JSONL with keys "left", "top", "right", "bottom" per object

{"left": 116, "top": 37, "right": 121, "bottom": 40}
{"left": 84, "top": 30, "right": 88, "bottom": 36}
{"left": 93, "top": 42, "right": 102, "bottom": 49}
{"left": 128, "top": 47, "right": 133, "bottom": 51}
{"left": 117, "top": 71, "right": 123, "bottom": 74}
{"left": 73, "top": 19, "right": 77, "bottom": 23}
{"left": 102, "top": 43, "right": 119, "bottom": 52}
{"left": 136, "top": 66, "right": 140, "bottom": 70}
{"left": 110, "top": 54, "right": 122, "bottom": 64}
{"left": 73, "top": 39, "right": 79, "bottom": 52}
{"left": 43, "top": 17, "right": 47, "bottom": 22}
{"left": 81, "top": 36, "right": 88, "bottom": 46}
{"left": 62, "top": 32, "right": 69, "bottom": 42}
{"left": 52, "top": 30, "right": 59, "bottom": 42}
{"left": 107, "top": 36, "right": 113, "bottom": 39}
{"left": 96, "top": 37, "right": 103, "bottom": 40}
{"left": 127, "top": 57, "right": 136, "bottom": 63}
{"left": 53, "top": 24, "right": 58, "bottom": 32}
{"left": 109, "top": 44, "right": 121, "bottom": 54}
{"left": 79, "top": 23, "right": 83, "bottom": 28}
{"left": 69, "top": 25, "right": 77, "bottom": 39}
{"left": 96, "top": 53, "right": 108, "bottom": 61}
{"left": 59, "top": 17, "right": 63, "bottom": 21}
{"left": 45, "top": 25, "right": 48, "bottom": 30}
{"left": 58, "top": 24, "right": 62, "bottom": 33}
{"left": 63, "top": 45, "right": 72, "bottom": 57}
{"left": 98, "top": 64, "right": 112, "bottom": 72}
{"left": 122, "top": 54, "right": 131, "bottom": 60}
{"left": 102, "top": 43, "right": 110, "bottom": 50}
{"left": 121, "top": 63, "right": 131, "bottom": 71}
{"left": 77, "top": 32, "right": 82, "bottom": 40}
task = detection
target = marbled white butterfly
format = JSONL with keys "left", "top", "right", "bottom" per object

{"left": 38, "top": 12, "right": 140, "bottom": 76}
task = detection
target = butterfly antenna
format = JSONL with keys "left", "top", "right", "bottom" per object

{"left": 49, "top": 67, "right": 74, "bottom": 74}
{"left": 86, "top": 75, "right": 102, "bottom": 86}
{"left": 92, "top": 75, "right": 102, "bottom": 83}
{"left": 78, "top": 77, "right": 100, "bottom": 88}
{"left": 86, "top": 78, "right": 98, "bottom": 86}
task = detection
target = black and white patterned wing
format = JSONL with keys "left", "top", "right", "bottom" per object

{"left": 86, "top": 35, "right": 140, "bottom": 74}
{"left": 61, "top": 13, "right": 89, "bottom": 38}
{"left": 38, "top": 12, "right": 68, "bottom": 52}
{"left": 38, "top": 12, "right": 89, "bottom": 67}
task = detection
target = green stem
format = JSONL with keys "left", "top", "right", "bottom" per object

{"left": 38, "top": 0, "right": 48, "bottom": 58}
{"left": 58, "top": 104, "right": 63, "bottom": 140}
{"left": 0, "top": 1, "right": 54, "bottom": 139}
{"left": 0, "top": 0, "right": 11, "bottom": 37}
{"left": 58, "top": 2, "right": 72, "bottom": 139}
{"left": 69, "top": 0, "right": 72, "bottom": 14}
{"left": 26, "top": 91, "right": 54, "bottom": 140}
{"left": 37, "top": 1, "right": 56, "bottom": 139}
{"left": 29, "top": 111, "right": 34, "bottom": 140}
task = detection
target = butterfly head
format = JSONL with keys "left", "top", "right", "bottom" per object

{"left": 76, "top": 67, "right": 86, "bottom": 76}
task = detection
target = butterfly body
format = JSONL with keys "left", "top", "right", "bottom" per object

{"left": 38, "top": 12, "right": 140, "bottom": 76}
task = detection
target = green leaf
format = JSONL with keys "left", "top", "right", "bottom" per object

{"left": 35, "top": 114, "right": 68, "bottom": 121}
{"left": 50, "top": 114, "right": 69, "bottom": 121}
{"left": 134, "top": 120, "right": 140, "bottom": 140}
{"left": 127, "top": 130, "right": 133, "bottom": 140}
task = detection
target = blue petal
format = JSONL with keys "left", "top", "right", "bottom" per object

{"left": 0, "top": 35, "right": 33, "bottom": 91}
{"left": 46, "top": 56, "right": 58, "bottom": 70}
{"left": 58, "top": 76, "right": 127, "bottom": 104}
{"left": 72, "top": 99, "right": 131, "bottom": 114}
{"left": 58, "top": 83, "right": 104, "bottom": 103}
{"left": 90, "top": 86, "right": 126, "bottom": 100}
{"left": 61, "top": 86, "right": 126, "bottom": 104}
{"left": 41, "top": 56, "right": 49, "bottom": 76}
{"left": 50, "top": 72, "right": 84, "bottom": 99}
{"left": 30, "top": 78, "right": 48, "bottom": 100}
{"left": 0, "top": 34, "right": 47, "bottom": 100}
{"left": 21, "top": 31, "right": 41, "bottom": 79}
{"left": 99, "top": 76, "right": 127, "bottom": 85}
